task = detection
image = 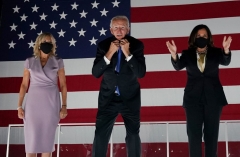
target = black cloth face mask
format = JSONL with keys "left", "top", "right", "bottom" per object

{"left": 194, "top": 37, "right": 208, "bottom": 48}
{"left": 40, "top": 42, "right": 53, "bottom": 54}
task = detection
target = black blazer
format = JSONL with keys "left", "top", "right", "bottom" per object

{"left": 92, "top": 35, "right": 146, "bottom": 112}
{"left": 171, "top": 46, "right": 231, "bottom": 107}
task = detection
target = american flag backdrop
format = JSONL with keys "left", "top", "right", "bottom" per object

{"left": 0, "top": 0, "right": 240, "bottom": 156}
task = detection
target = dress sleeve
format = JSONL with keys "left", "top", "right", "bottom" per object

{"left": 24, "top": 58, "right": 29, "bottom": 69}
{"left": 58, "top": 58, "right": 64, "bottom": 69}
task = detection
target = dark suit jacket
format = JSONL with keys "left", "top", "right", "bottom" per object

{"left": 92, "top": 35, "right": 146, "bottom": 112}
{"left": 171, "top": 46, "right": 231, "bottom": 107}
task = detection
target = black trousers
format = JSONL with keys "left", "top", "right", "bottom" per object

{"left": 92, "top": 95, "right": 141, "bottom": 157}
{"left": 184, "top": 93, "right": 223, "bottom": 157}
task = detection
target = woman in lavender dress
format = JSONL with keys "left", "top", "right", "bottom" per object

{"left": 17, "top": 32, "right": 68, "bottom": 157}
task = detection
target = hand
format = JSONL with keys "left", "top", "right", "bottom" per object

{"left": 60, "top": 107, "right": 68, "bottom": 119}
{"left": 105, "top": 40, "right": 120, "bottom": 60}
{"left": 166, "top": 40, "right": 177, "bottom": 60}
{"left": 166, "top": 40, "right": 177, "bottom": 54}
{"left": 18, "top": 108, "right": 24, "bottom": 119}
{"left": 120, "top": 39, "right": 130, "bottom": 57}
{"left": 222, "top": 36, "right": 232, "bottom": 54}
{"left": 110, "top": 40, "right": 120, "bottom": 52}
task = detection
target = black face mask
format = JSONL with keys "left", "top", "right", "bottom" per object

{"left": 194, "top": 37, "right": 208, "bottom": 48}
{"left": 40, "top": 42, "right": 53, "bottom": 54}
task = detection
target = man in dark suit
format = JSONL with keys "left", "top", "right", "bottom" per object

{"left": 91, "top": 15, "right": 146, "bottom": 157}
{"left": 166, "top": 24, "right": 232, "bottom": 157}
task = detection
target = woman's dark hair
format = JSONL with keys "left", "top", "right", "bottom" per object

{"left": 188, "top": 24, "right": 214, "bottom": 49}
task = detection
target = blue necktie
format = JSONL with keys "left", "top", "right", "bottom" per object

{"left": 116, "top": 47, "right": 122, "bottom": 72}
{"left": 115, "top": 47, "right": 122, "bottom": 95}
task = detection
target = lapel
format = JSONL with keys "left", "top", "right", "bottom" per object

{"left": 192, "top": 48, "right": 211, "bottom": 73}
{"left": 189, "top": 49, "right": 201, "bottom": 72}
{"left": 204, "top": 51, "right": 210, "bottom": 71}
{"left": 111, "top": 52, "right": 118, "bottom": 71}
{"left": 188, "top": 48, "right": 206, "bottom": 74}
{"left": 204, "top": 47, "right": 215, "bottom": 72}
{"left": 111, "top": 50, "right": 126, "bottom": 72}
{"left": 37, "top": 57, "right": 55, "bottom": 83}
{"left": 119, "top": 50, "right": 126, "bottom": 71}
{"left": 108, "top": 36, "right": 128, "bottom": 73}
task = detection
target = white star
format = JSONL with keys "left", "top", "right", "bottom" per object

{"left": 71, "top": 2, "right": 78, "bottom": 10}
{"left": 37, "top": 30, "right": 43, "bottom": 36}
{"left": 112, "top": 0, "right": 120, "bottom": 7}
{"left": 30, "top": 22, "right": 37, "bottom": 30}
{"left": 51, "top": 3, "right": 59, "bottom": 11}
{"left": 91, "top": 1, "right": 99, "bottom": 9}
{"left": 28, "top": 40, "right": 35, "bottom": 48}
{"left": 10, "top": 23, "right": 18, "bottom": 31}
{"left": 100, "top": 8, "right": 108, "bottom": 16}
{"left": 58, "top": 29, "right": 66, "bottom": 37}
{"left": 40, "top": 13, "right": 48, "bottom": 21}
{"left": 49, "top": 21, "right": 57, "bottom": 29}
{"left": 18, "top": 32, "right": 26, "bottom": 39}
{"left": 89, "top": 37, "right": 98, "bottom": 45}
{"left": 32, "top": 5, "right": 39, "bottom": 12}
{"left": 69, "top": 20, "right": 77, "bottom": 28}
{"left": 59, "top": 11, "right": 67, "bottom": 19}
{"left": 99, "top": 27, "right": 107, "bottom": 36}
{"left": 13, "top": 5, "right": 20, "bottom": 13}
{"left": 78, "top": 28, "right": 86, "bottom": 36}
{"left": 24, "top": 0, "right": 30, "bottom": 2}
{"left": 20, "top": 14, "right": 28, "bottom": 21}
{"left": 79, "top": 10, "right": 88, "bottom": 18}
{"left": 90, "top": 19, "right": 98, "bottom": 27}
{"left": 8, "top": 41, "right": 16, "bottom": 49}
{"left": 68, "top": 38, "right": 77, "bottom": 46}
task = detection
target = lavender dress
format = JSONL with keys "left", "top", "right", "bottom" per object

{"left": 23, "top": 56, "right": 64, "bottom": 153}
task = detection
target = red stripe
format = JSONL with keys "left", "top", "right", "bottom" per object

{"left": 131, "top": 1, "right": 240, "bottom": 22}
{"left": 0, "top": 104, "right": 239, "bottom": 127}
{"left": 0, "top": 77, "right": 23, "bottom": 93}
{"left": 0, "top": 68, "right": 239, "bottom": 93}
{"left": 140, "top": 34, "right": 240, "bottom": 55}
{"left": 1, "top": 142, "right": 240, "bottom": 157}
{"left": 140, "top": 68, "right": 240, "bottom": 89}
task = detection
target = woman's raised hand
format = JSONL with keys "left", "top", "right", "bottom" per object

{"left": 166, "top": 40, "right": 177, "bottom": 60}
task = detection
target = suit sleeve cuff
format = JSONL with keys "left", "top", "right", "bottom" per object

{"left": 125, "top": 54, "right": 133, "bottom": 62}
{"left": 223, "top": 49, "right": 231, "bottom": 56}
{"left": 104, "top": 56, "right": 110, "bottom": 65}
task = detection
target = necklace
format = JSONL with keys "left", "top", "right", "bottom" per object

{"left": 196, "top": 47, "right": 208, "bottom": 54}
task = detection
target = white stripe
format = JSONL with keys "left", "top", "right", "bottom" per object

{"left": 0, "top": 61, "right": 25, "bottom": 78}
{"left": 0, "top": 58, "right": 95, "bottom": 78}
{"left": 64, "top": 57, "right": 94, "bottom": 76}
{"left": 0, "top": 51, "right": 239, "bottom": 77}
{"left": 146, "top": 50, "right": 240, "bottom": 72}
{"left": 131, "top": 17, "right": 240, "bottom": 38}
{"left": 1, "top": 122, "right": 240, "bottom": 144}
{"left": 131, "top": 0, "right": 234, "bottom": 7}
{"left": 1, "top": 86, "right": 239, "bottom": 110}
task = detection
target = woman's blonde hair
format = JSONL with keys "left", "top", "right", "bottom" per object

{"left": 33, "top": 32, "right": 57, "bottom": 57}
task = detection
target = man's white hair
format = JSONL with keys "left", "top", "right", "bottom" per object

{"left": 110, "top": 15, "right": 130, "bottom": 28}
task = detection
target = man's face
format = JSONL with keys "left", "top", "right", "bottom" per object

{"left": 110, "top": 19, "right": 130, "bottom": 40}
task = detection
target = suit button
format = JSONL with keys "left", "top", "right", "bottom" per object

{"left": 201, "top": 74, "right": 204, "bottom": 77}
{"left": 130, "top": 64, "right": 133, "bottom": 68}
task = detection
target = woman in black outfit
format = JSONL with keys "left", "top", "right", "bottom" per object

{"left": 166, "top": 24, "right": 232, "bottom": 157}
